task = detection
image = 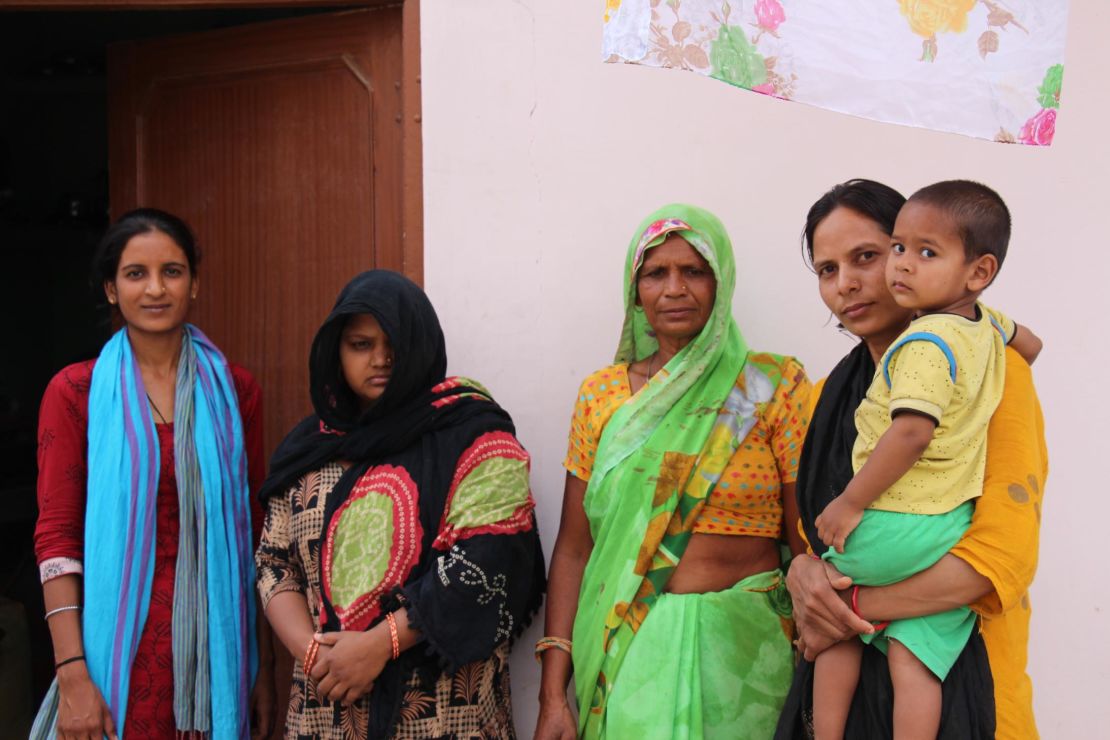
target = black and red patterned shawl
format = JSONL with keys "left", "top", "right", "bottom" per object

{"left": 259, "top": 270, "right": 545, "bottom": 737}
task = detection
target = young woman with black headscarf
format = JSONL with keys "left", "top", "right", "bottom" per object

{"left": 257, "top": 270, "right": 545, "bottom": 738}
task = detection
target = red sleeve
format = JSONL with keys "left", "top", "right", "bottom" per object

{"left": 34, "top": 362, "right": 95, "bottom": 564}
{"left": 232, "top": 365, "right": 266, "bottom": 547}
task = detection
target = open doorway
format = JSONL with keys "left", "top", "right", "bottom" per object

{"left": 0, "top": 6, "right": 421, "bottom": 733}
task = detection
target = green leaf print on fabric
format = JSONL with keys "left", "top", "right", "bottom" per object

{"left": 330, "top": 493, "right": 394, "bottom": 608}
{"left": 710, "top": 24, "right": 767, "bottom": 90}
{"left": 1037, "top": 63, "right": 1064, "bottom": 109}
{"left": 445, "top": 457, "right": 531, "bottom": 530}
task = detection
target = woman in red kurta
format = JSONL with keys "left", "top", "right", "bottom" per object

{"left": 32, "top": 208, "right": 272, "bottom": 740}
{"left": 35, "top": 361, "right": 265, "bottom": 737}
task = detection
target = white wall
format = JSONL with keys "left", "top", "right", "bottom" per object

{"left": 421, "top": 2, "right": 1109, "bottom": 736}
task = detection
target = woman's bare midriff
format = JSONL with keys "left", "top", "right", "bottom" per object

{"left": 665, "top": 533, "right": 781, "bottom": 595}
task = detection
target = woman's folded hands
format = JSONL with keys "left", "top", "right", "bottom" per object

{"left": 309, "top": 629, "right": 391, "bottom": 704}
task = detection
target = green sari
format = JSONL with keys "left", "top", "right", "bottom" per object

{"left": 572, "top": 204, "right": 794, "bottom": 739}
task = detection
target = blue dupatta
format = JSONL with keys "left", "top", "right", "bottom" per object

{"left": 31, "top": 325, "right": 256, "bottom": 739}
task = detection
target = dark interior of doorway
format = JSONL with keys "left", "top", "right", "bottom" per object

{"left": 0, "top": 7, "right": 343, "bottom": 730}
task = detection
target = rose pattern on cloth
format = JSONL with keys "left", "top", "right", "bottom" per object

{"left": 754, "top": 0, "right": 786, "bottom": 34}
{"left": 899, "top": 0, "right": 976, "bottom": 60}
{"left": 899, "top": 0, "right": 1033, "bottom": 62}
{"left": 603, "top": 0, "right": 1069, "bottom": 145}
{"left": 999, "top": 62, "right": 1063, "bottom": 146}
{"left": 1018, "top": 108, "right": 1056, "bottom": 146}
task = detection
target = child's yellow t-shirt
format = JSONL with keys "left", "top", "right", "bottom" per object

{"left": 852, "top": 304, "right": 1014, "bottom": 514}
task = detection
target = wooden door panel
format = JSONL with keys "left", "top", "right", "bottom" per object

{"left": 140, "top": 60, "right": 375, "bottom": 424}
{"left": 109, "top": 8, "right": 403, "bottom": 456}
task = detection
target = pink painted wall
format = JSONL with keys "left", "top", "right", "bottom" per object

{"left": 421, "top": 2, "right": 1108, "bottom": 735}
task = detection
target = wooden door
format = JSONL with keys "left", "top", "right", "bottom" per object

{"left": 108, "top": 7, "right": 415, "bottom": 458}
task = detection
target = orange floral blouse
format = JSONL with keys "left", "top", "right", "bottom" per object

{"left": 565, "top": 353, "right": 811, "bottom": 538}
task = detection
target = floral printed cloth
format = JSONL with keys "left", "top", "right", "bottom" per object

{"left": 603, "top": 0, "right": 1068, "bottom": 145}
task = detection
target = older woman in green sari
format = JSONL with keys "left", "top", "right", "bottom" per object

{"left": 535, "top": 205, "right": 811, "bottom": 739}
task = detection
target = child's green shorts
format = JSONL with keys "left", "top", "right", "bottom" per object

{"left": 823, "top": 500, "right": 976, "bottom": 679}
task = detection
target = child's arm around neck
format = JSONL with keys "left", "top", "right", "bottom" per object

{"left": 981, "top": 302, "right": 1042, "bottom": 365}
{"left": 1009, "top": 323, "right": 1043, "bottom": 365}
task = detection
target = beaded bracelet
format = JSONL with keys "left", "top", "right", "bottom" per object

{"left": 534, "top": 636, "right": 573, "bottom": 663}
{"left": 385, "top": 612, "right": 401, "bottom": 660}
{"left": 45, "top": 604, "right": 81, "bottom": 620}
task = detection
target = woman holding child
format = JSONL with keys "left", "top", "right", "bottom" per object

{"left": 775, "top": 180, "right": 1048, "bottom": 739}
{"left": 536, "top": 204, "right": 810, "bottom": 739}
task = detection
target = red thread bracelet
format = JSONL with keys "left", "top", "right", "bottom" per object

{"left": 851, "top": 586, "right": 890, "bottom": 632}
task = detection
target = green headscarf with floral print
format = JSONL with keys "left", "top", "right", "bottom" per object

{"left": 587, "top": 204, "right": 750, "bottom": 490}
{"left": 574, "top": 204, "right": 781, "bottom": 737}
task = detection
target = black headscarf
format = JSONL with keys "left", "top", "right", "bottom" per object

{"left": 260, "top": 269, "right": 461, "bottom": 500}
{"left": 775, "top": 341, "right": 995, "bottom": 739}
{"left": 260, "top": 270, "right": 545, "bottom": 737}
